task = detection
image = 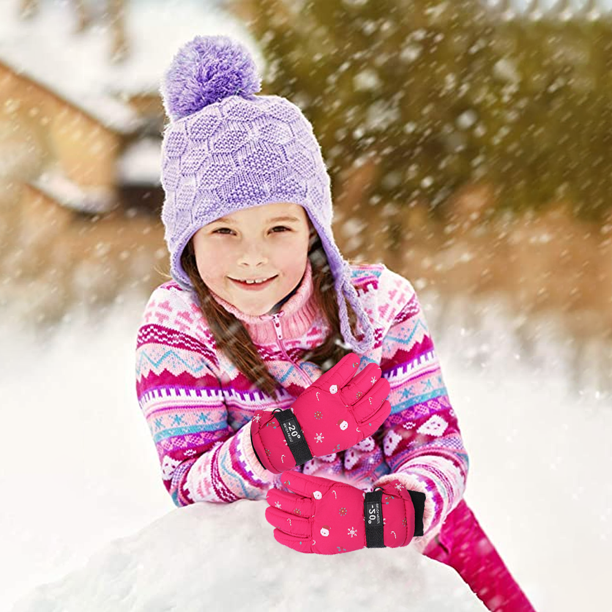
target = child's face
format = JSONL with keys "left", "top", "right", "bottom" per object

{"left": 192, "top": 202, "right": 314, "bottom": 316}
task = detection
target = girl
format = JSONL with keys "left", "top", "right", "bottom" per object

{"left": 135, "top": 34, "right": 536, "bottom": 611}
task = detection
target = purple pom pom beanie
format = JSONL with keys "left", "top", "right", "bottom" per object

{"left": 159, "top": 34, "right": 374, "bottom": 353}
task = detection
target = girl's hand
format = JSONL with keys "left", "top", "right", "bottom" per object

{"left": 264, "top": 471, "right": 424, "bottom": 555}
{"left": 250, "top": 353, "right": 391, "bottom": 474}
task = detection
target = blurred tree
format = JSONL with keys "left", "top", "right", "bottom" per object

{"left": 489, "top": 12, "right": 612, "bottom": 222}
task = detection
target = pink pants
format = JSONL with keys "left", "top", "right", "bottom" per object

{"left": 421, "top": 499, "right": 537, "bottom": 612}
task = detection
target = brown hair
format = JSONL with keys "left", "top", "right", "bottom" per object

{"left": 178, "top": 222, "right": 365, "bottom": 401}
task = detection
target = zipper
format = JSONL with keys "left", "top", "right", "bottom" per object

{"left": 269, "top": 312, "right": 313, "bottom": 387}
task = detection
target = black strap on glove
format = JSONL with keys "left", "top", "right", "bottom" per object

{"left": 365, "top": 488, "right": 427, "bottom": 547}
{"left": 364, "top": 489, "right": 385, "bottom": 548}
{"left": 408, "top": 490, "right": 426, "bottom": 537}
{"left": 272, "top": 408, "right": 313, "bottom": 466}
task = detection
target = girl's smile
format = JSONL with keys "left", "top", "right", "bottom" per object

{"left": 228, "top": 275, "right": 278, "bottom": 291}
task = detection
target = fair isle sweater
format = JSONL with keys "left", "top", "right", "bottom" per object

{"left": 134, "top": 258, "right": 469, "bottom": 551}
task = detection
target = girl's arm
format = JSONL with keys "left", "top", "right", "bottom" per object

{"left": 135, "top": 285, "right": 276, "bottom": 507}
{"left": 371, "top": 270, "right": 469, "bottom": 537}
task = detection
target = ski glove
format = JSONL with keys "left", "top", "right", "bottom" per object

{"left": 265, "top": 471, "right": 426, "bottom": 555}
{"left": 250, "top": 353, "right": 391, "bottom": 474}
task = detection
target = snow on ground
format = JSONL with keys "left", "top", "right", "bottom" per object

{"left": 0, "top": 287, "right": 609, "bottom": 611}
{"left": 9, "top": 493, "right": 488, "bottom": 612}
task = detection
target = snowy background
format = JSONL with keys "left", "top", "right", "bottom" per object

{"left": 1, "top": 289, "right": 609, "bottom": 611}
{"left": 1, "top": 0, "right": 611, "bottom": 610}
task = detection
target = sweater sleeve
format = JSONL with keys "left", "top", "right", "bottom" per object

{"left": 371, "top": 269, "right": 469, "bottom": 537}
{"left": 135, "top": 285, "right": 276, "bottom": 507}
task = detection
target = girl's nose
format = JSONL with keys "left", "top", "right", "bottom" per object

{"left": 237, "top": 241, "right": 269, "bottom": 267}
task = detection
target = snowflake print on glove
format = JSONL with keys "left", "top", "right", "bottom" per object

{"left": 250, "top": 352, "right": 392, "bottom": 474}
{"left": 265, "top": 471, "right": 422, "bottom": 555}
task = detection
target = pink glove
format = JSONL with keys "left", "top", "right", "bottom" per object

{"left": 265, "top": 471, "right": 425, "bottom": 555}
{"left": 250, "top": 353, "right": 391, "bottom": 474}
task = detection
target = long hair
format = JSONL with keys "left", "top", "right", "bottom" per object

{"left": 179, "top": 222, "right": 365, "bottom": 400}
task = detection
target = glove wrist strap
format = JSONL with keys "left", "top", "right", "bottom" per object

{"left": 272, "top": 408, "right": 313, "bottom": 466}
{"left": 408, "top": 490, "right": 426, "bottom": 537}
{"left": 364, "top": 490, "right": 386, "bottom": 548}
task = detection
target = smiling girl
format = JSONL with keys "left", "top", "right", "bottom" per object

{"left": 134, "top": 35, "right": 536, "bottom": 611}
{"left": 190, "top": 203, "right": 312, "bottom": 318}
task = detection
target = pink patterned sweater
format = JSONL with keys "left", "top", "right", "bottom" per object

{"left": 134, "top": 258, "right": 469, "bottom": 552}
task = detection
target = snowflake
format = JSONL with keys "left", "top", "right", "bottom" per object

{"left": 253, "top": 414, "right": 261, "bottom": 422}
{"left": 314, "top": 433, "right": 324, "bottom": 443}
{"left": 370, "top": 376, "right": 376, "bottom": 385}
{"left": 348, "top": 527, "right": 358, "bottom": 538}
{"left": 275, "top": 501, "right": 282, "bottom": 508}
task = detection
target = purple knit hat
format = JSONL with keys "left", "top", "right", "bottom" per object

{"left": 159, "top": 34, "right": 374, "bottom": 353}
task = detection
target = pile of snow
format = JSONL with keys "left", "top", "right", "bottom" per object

{"left": 10, "top": 499, "right": 487, "bottom": 612}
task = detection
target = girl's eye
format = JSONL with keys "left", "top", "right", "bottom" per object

{"left": 212, "top": 226, "right": 290, "bottom": 235}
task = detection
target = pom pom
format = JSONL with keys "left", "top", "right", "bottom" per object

{"left": 160, "top": 35, "right": 261, "bottom": 121}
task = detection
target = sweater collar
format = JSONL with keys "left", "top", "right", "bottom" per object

{"left": 207, "top": 258, "right": 319, "bottom": 344}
